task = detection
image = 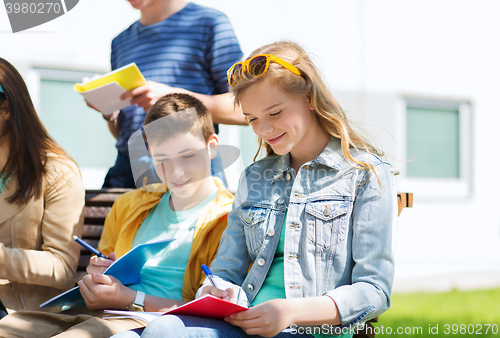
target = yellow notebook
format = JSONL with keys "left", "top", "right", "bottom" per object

{"left": 74, "top": 63, "right": 147, "bottom": 114}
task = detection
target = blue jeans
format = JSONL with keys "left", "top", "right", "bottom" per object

{"left": 111, "top": 315, "right": 314, "bottom": 338}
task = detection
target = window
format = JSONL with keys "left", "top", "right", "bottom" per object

{"left": 27, "top": 68, "right": 117, "bottom": 188}
{"left": 397, "top": 97, "right": 472, "bottom": 199}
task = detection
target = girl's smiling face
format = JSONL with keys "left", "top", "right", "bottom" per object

{"left": 240, "top": 80, "right": 329, "bottom": 168}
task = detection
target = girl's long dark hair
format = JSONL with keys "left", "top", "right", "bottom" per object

{"left": 0, "top": 58, "right": 71, "bottom": 205}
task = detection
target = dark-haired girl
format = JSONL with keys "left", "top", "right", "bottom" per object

{"left": 0, "top": 58, "right": 84, "bottom": 314}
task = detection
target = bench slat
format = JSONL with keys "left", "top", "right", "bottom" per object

{"left": 84, "top": 206, "right": 112, "bottom": 220}
{"left": 82, "top": 225, "right": 107, "bottom": 238}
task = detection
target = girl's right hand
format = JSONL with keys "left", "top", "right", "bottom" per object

{"left": 199, "top": 286, "right": 237, "bottom": 303}
{"left": 86, "top": 252, "right": 116, "bottom": 275}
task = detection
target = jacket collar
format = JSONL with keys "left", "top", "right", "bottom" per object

{"left": 312, "top": 137, "right": 343, "bottom": 170}
{"left": 270, "top": 153, "right": 293, "bottom": 184}
{"left": 193, "top": 177, "right": 233, "bottom": 234}
{"left": 270, "top": 137, "right": 343, "bottom": 184}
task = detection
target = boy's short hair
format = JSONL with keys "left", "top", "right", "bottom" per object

{"left": 144, "top": 93, "right": 215, "bottom": 146}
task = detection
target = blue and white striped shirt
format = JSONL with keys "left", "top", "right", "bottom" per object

{"left": 111, "top": 2, "right": 243, "bottom": 155}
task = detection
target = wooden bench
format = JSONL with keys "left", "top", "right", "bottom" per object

{"left": 77, "top": 188, "right": 133, "bottom": 282}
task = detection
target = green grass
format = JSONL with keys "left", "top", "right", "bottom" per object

{"left": 371, "top": 288, "right": 500, "bottom": 337}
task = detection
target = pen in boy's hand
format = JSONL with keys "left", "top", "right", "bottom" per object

{"left": 202, "top": 264, "right": 218, "bottom": 289}
{"left": 73, "top": 235, "right": 110, "bottom": 259}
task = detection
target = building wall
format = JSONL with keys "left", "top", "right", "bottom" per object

{"left": 1, "top": 0, "right": 498, "bottom": 290}
{"left": 207, "top": 0, "right": 500, "bottom": 290}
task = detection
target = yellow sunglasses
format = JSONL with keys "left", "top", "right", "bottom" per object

{"left": 227, "top": 54, "right": 302, "bottom": 87}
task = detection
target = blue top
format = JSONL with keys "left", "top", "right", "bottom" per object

{"left": 111, "top": 2, "right": 243, "bottom": 155}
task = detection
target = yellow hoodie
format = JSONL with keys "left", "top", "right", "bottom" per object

{"left": 97, "top": 177, "right": 233, "bottom": 301}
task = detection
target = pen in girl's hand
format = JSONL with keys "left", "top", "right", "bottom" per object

{"left": 73, "top": 235, "right": 110, "bottom": 259}
{"left": 201, "top": 264, "right": 218, "bottom": 289}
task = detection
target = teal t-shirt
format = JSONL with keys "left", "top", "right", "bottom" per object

{"left": 128, "top": 188, "right": 217, "bottom": 300}
{"left": 0, "top": 173, "right": 12, "bottom": 196}
{"left": 251, "top": 214, "right": 353, "bottom": 338}
{"left": 251, "top": 217, "right": 286, "bottom": 306}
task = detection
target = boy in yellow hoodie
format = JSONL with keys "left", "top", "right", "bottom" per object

{"left": 0, "top": 93, "right": 234, "bottom": 337}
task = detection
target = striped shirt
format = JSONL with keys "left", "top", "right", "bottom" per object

{"left": 111, "top": 2, "right": 243, "bottom": 155}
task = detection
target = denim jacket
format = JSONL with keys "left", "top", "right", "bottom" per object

{"left": 198, "top": 137, "right": 397, "bottom": 328}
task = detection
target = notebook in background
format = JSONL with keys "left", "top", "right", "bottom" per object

{"left": 74, "top": 63, "right": 146, "bottom": 114}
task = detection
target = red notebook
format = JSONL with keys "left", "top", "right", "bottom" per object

{"left": 104, "top": 294, "right": 248, "bottom": 323}
{"left": 165, "top": 294, "right": 248, "bottom": 319}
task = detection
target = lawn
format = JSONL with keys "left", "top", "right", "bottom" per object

{"left": 371, "top": 288, "right": 500, "bottom": 337}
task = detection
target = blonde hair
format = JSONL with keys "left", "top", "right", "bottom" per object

{"left": 230, "top": 40, "right": 383, "bottom": 177}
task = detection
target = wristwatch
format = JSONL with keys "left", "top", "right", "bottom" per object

{"left": 127, "top": 290, "right": 145, "bottom": 312}
{"left": 103, "top": 110, "right": 120, "bottom": 123}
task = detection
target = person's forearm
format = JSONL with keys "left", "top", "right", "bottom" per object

{"left": 173, "top": 89, "right": 247, "bottom": 126}
{"left": 144, "top": 295, "right": 187, "bottom": 312}
{"left": 118, "top": 287, "right": 186, "bottom": 311}
{"left": 288, "top": 296, "right": 342, "bottom": 327}
{"left": 107, "top": 120, "right": 120, "bottom": 139}
{"left": 200, "top": 93, "right": 247, "bottom": 126}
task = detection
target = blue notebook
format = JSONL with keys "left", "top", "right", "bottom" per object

{"left": 40, "top": 238, "right": 174, "bottom": 310}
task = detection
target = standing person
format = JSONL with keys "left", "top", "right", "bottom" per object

{"left": 0, "top": 58, "right": 85, "bottom": 315}
{"left": 0, "top": 93, "right": 234, "bottom": 338}
{"left": 131, "top": 41, "right": 397, "bottom": 338}
{"left": 96, "top": 0, "right": 245, "bottom": 188}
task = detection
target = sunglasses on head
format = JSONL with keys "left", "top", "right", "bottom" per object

{"left": 227, "top": 54, "right": 302, "bottom": 87}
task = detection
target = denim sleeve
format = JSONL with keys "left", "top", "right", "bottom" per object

{"left": 195, "top": 170, "right": 252, "bottom": 307}
{"left": 324, "top": 162, "right": 397, "bottom": 327}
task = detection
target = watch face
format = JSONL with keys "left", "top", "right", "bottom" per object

{"left": 128, "top": 303, "right": 144, "bottom": 312}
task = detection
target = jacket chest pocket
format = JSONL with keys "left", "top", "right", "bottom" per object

{"left": 305, "top": 200, "right": 349, "bottom": 248}
{"left": 240, "top": 205, "right": 271, "bottom": 254}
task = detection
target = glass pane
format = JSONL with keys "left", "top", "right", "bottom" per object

{"left": 406, "top": 106, "right": 459, "bottom": 178}
{"left": 39, "top": 79, "right": 117, "bottom": 169}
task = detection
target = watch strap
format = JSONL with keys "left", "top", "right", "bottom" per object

{"left": 134, "top": 290, "right": 145, "bottom": 307}
{"left": 128, "top": 290, "right": 145, "bottom": 311}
